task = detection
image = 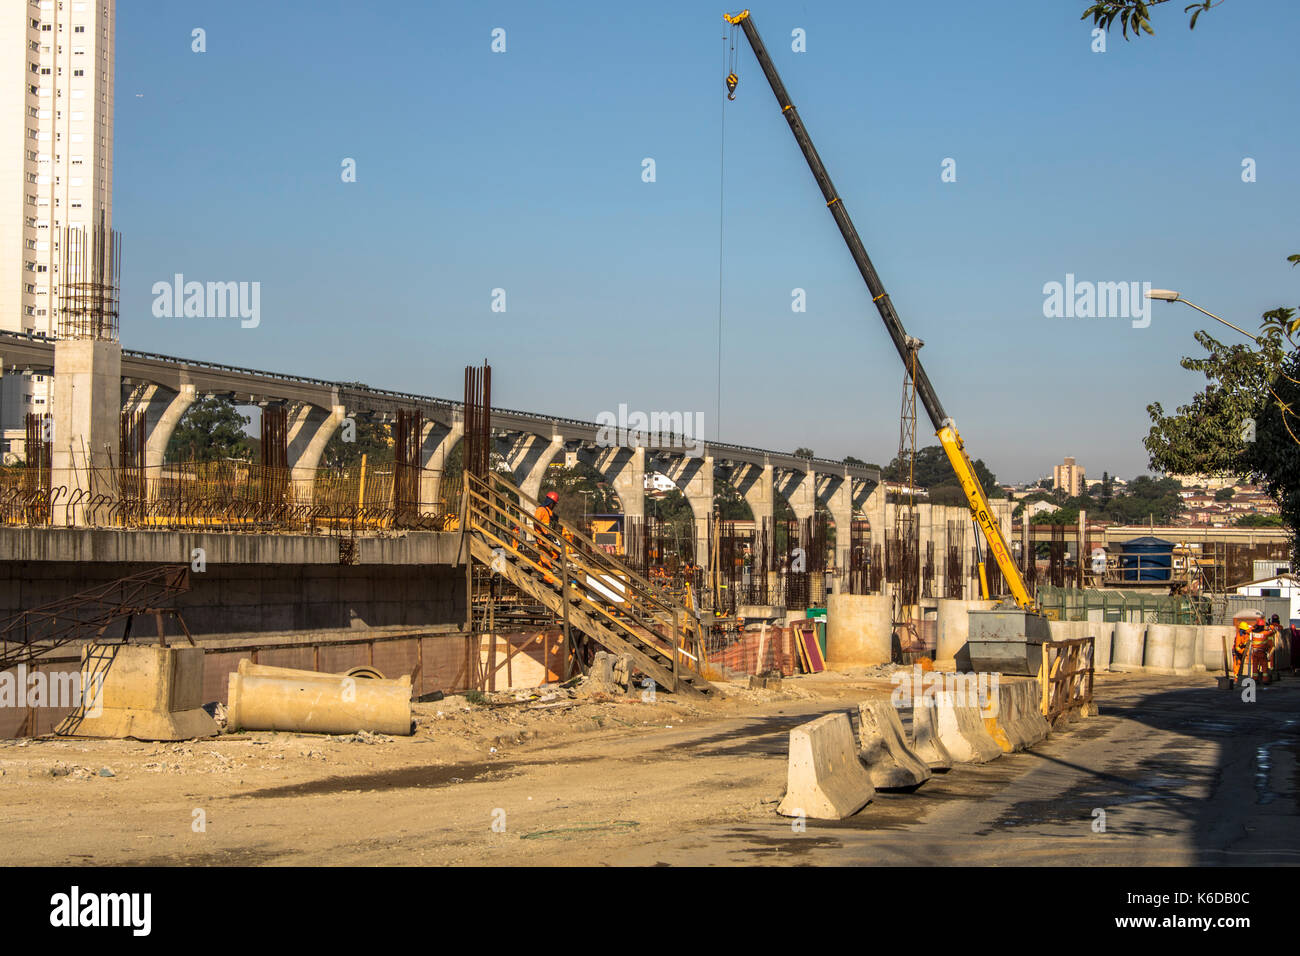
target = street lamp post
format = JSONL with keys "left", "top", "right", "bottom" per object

{"left": 1145, "top": 290, "right": 1259, "bottom": 342}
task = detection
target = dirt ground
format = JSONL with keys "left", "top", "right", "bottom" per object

{"left": 1, "top": 668, "right": 1293, "bottom": 866}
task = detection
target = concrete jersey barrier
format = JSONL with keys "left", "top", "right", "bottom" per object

{"left": 856, "top": 699, "right": 931, "bottom": 789}
{"left": 983, "top": 677, "right": 1049, "bottom": 752}
{"left": 777, "top": 712, "right": 874, "bottom": 820}
{"left": 933, "top": 690, "right": 1002, "bottom": 763}
{"left": 910, "top": 695, "right": 954, "bottom": 770}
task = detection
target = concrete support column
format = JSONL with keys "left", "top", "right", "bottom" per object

{"left": 501, "top": 431, "right": 564, "bottom": 504}
{"left": 777, "top": 468, "right": 817, "bottom": 524}
{"left": 52, "top": 339, "right": 122, "bottom": 526}
{"left": 668, "top": 454, "right": 713, "bottom": 566}
{"left": 817, "top": 471, "right": 854, "bottom": 580}
{"left": 122, "top": 381, "right": 196, "bottom": 499}
{"left": 418, "top": 417, "right": 463, "bottom": 513}
{"left": 594, "top": 445, "right": 645, "bottom": 523}
{"left": 287, "top": 403, "right": 345, "bottom": 503}
{"left": 735, "top": 462, "right": 775, "bottom": 531}
{"left": 864, "top": 483, "right": 887, "bottom": 588}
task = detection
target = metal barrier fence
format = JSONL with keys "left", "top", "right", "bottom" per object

{"left": 1035, "top": 584, "right": 1204, "bottom": 625}
{"left": 0, "top": 462, "right": 459, "bottom": 533}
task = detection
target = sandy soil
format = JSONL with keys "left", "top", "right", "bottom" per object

{"left": 0, "top": 669, "right": 891, "bottom": 866}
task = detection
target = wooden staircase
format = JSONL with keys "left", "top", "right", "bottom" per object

{"left": 462, "top": 472, "right": 718, "bottom": 698}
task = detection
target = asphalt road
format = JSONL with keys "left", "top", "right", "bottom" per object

{"left": 611, "top": 672, "right": 1300, "bottom": 866}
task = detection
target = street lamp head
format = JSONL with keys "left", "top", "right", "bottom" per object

{"left": 1146, "top": 289, "right": 1181, "bottom": 302}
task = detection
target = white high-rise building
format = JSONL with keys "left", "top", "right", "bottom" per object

{"left": 0, "top": 0, "right": 115, "bottom": 438}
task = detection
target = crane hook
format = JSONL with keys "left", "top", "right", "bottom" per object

{"left": 726, "top": 72, "right": 738, "bottom": 100}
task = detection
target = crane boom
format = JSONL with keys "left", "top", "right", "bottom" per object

{"left": 724, "top": 9, "right": 1035, "bottom": 610}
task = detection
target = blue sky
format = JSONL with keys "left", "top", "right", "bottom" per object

{"left": 113, "top": 0, "right": 1300, "bottom": 482}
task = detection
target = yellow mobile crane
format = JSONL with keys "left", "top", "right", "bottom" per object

{"left": 723, "top": 9, "right": 1035, "bottom": 611}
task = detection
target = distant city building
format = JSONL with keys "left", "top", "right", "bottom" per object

{"left": 1233, "top": 573, "right": 1300, "bottom": 623}
{"left": 644, "top": 472, "right": 676, "bottom": 494}
{"left": 1053, "top": 457, "right": 1085, "bottom": 498}
{"left": 1170, "top": 473, "right": 1235, "bottom": 492}
{"left": 1021, "top": 499, "right": 1057, "bottom": 521}
{"left": 0, "top": 0, "right": 116, "bottom": 434}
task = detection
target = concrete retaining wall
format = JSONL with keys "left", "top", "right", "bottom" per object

{"left": 0, "top": 561, "right": 466, "bottom": 637}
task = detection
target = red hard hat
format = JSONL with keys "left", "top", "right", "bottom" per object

{"left": 545, "top": 492, "right": 559, "bottom": 504}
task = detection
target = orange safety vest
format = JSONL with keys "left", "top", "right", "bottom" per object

{"left": 533, "top": 504, "right": 556, "bottom": 560}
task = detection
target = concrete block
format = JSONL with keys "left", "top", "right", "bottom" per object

{"left": 57, "top": 644, "right": 219, "bottom": 741}
{"left": 910, "top": 695, "right": 953, "bottom": 770}
{"left": 777, "top": 712, "right": 874, "bottom": 820}
{"left": 825, "top": 594, "right": 892, "bottom": 667}
{"left": 933, "top": 690, "right": 1002, "bottom": 763}
{"left": 856, "top": 699, "right": 931, "bottom": 789}
{"left": 936, "top": 599, "right": 998, "bottom": 670}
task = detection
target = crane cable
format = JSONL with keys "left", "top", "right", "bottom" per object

{"left": 717, "top": 31, "right": 730, "bottom": 443}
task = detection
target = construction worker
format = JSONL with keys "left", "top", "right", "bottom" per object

{"left": 1270, "top": 615, "right": 1291, "bottom": 672}
{"left": 533, "top": 491, "right": 560, "bottom": 584}
{"left": 1253, "top": 616, "right": 1278, "bottom": 682}
{"left": 1232, "top": 619, "right": 1252, "bottom": 678}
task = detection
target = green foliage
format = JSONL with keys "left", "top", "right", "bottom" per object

{"left": 1241, "top": 348, "right": 1300, "bottom": 550}
{"left": 1214, "top": 487, "right": 1235, "bottom": 502}
{"left": 320, "top": 419, "right": 392, "bottom": 470}
{"left": 714, "top": 479, "right": 753, "bottom": 521}
{"left": 1081, "top": 1, "right": 1221, "bottom": 39}
{"left": 1235, "top": 513, "right": 1285, "bottom": 527}
{"left": 793, "top": 447, "right": 815, "bottom": 459}
{"left": 1145, "top": 331, "right": 1267, "bottom": 478}
{"left": 165, "top": 397, "right": 252, "bottom": 463}
{"left": 1035, "top": 506, "right": 1081, "bottom": 526}
{"left": 882, "top": 445, "right": 1004, "bottom": 500}
{"left": 541, "top": 463, "right": 619, "bottom": 527}
{"left": 1023, "top": 476, "right": 1183, "bottom": 524}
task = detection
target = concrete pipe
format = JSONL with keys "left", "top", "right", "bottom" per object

{"left": 1112, "top": 622, "right": 1146, "bottom": 672}
{"left": 935, "top": 599, "right": 998, "bottom": 670}
{"left": 1084, "top": 619, "right": 1114, "bottom": 672}
{"left": 1143, "top": 624, "right": 1177, "bottom": 675}
{"left": 826, "top": 593, "right": 893, "bottom": 667}
{"left": 1200, "top": 625, "right": 1236, "bottom": 674}
{"left": 1172, "top": 625, "right": 1198, "bottom": 675}
{"left": 227, "top": 673, "right": 413, "bottom": 736}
